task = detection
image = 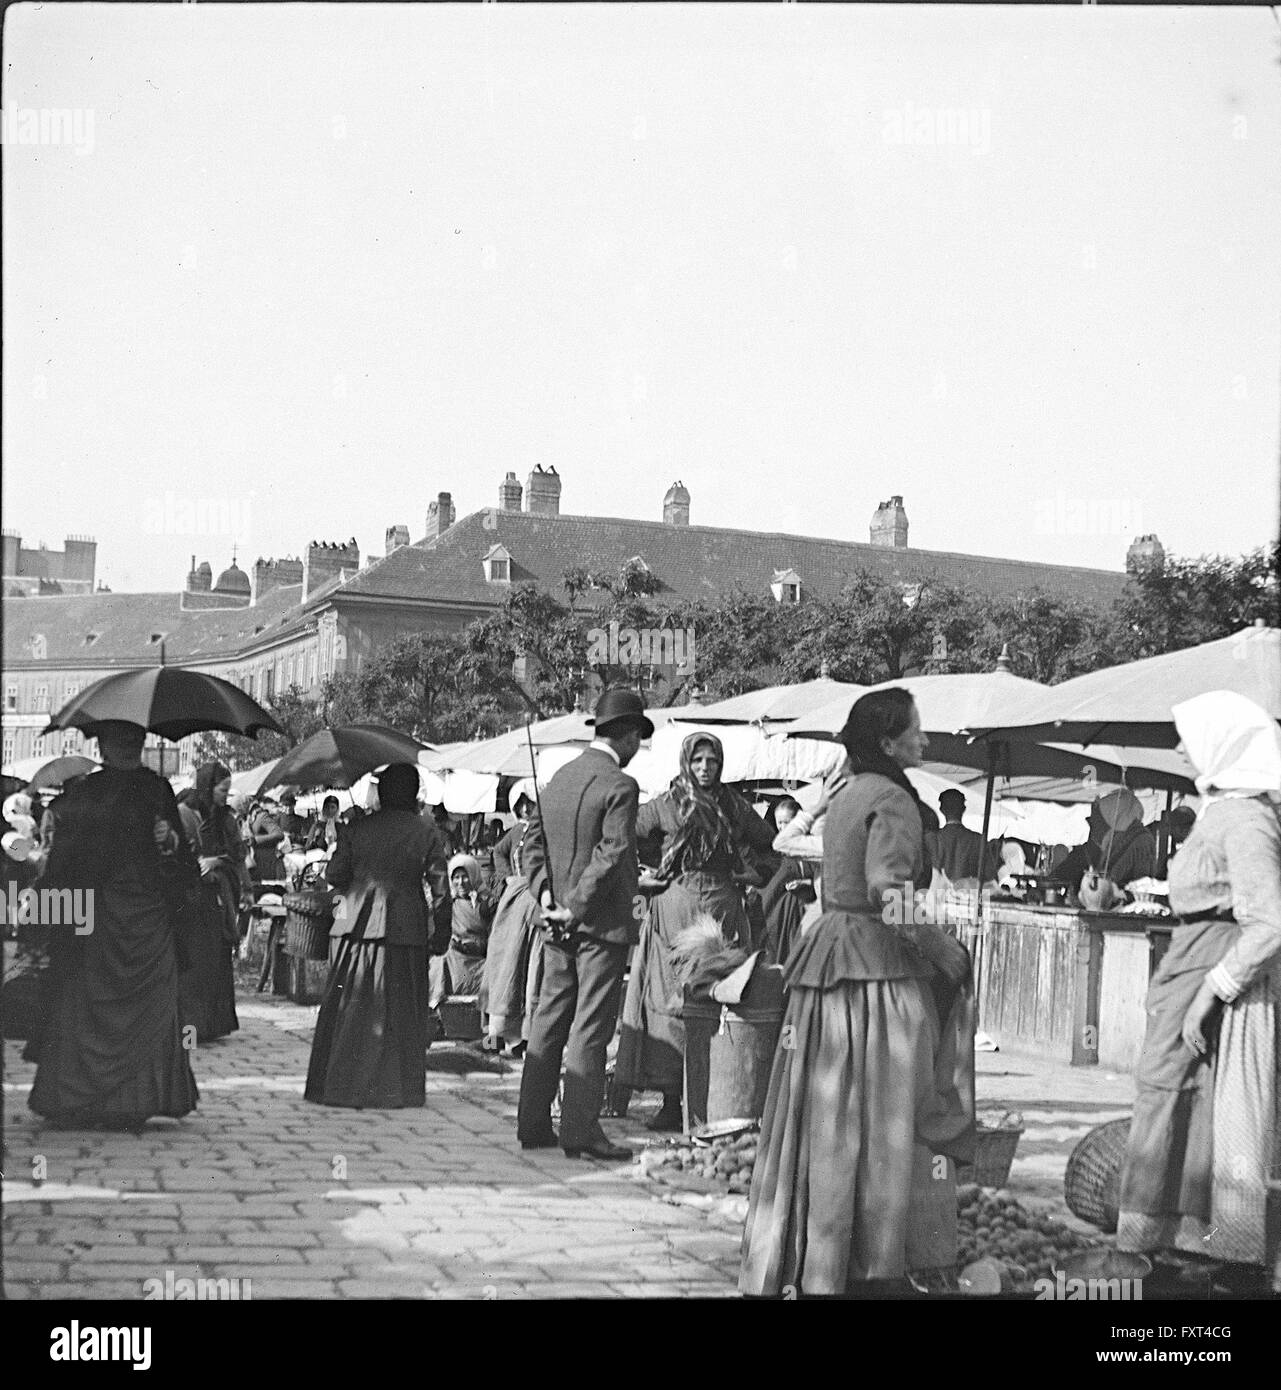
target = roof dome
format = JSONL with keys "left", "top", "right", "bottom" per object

{"left": 213, "top": 561, "right": 250, "bottom": 594}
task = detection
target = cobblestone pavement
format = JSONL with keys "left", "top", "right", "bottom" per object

{"left": 3, "top": 990, "right": 1136, "bottom": 1300}
{"left": 3, "top": 993, "right": 741, "bottom": 1300}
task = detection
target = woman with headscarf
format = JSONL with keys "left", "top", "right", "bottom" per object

{"left": 176, "top": 761, "right": 249, "bottom": 1043}
{"left": 27, "top": 721, "right": 199, "bottom": 1130}
{"left": 432, "top": 853, "right": 495, "bottom": 999}
{"left": 740, "top": 689, "right": 976, "bottom": 1297}
{"left": 1056, "top": 788, "right": 1156, "bottom": 896}
{"left": 480, "top": 788, "right": 541, "bottom": 1053}
{"left": 1116, "top": 691, "right": 1281, "bottom": 1293}
{"left": 759, "top": 796, "right": 817, "bottom": 965}
{"left": 615, "top": 730, "right": 776, "bottom": 1132}
{"left": 306, "top": 763, "right": 452, "bottom": 1109}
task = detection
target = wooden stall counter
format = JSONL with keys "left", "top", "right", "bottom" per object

{"left": 948, "top": 899, "right": 1171, "bottom": 1070}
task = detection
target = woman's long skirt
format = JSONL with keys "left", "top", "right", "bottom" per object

{"left": 739, "top": 973, "right": 975, "bottom": 1293}
{"left": 482, "top": 877, "right": 541, "bottom": 1039}
{"left": 179, "top": 880, "right": 239, "bottom": 1043}
{"left": 615, "top": 872, "right": 747, "bottom": 1095}
{"left": 29, "top": 881, "right": 198, "bottom": 1125}
{"left": 1117, "top": 968, "right": 1280, "bottom": 1265}
{"left": 305, "top": 937, "right": 429, "bottom": 1108}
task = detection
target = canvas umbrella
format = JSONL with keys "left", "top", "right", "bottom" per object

{"left": 676, "top": 677, "right": 866, "bottom": 724}
{"left": 4, "top": 752, "right": 100, "bottom": 790}
{"left": 43, "top": 666, "right": 283, "bottom": 742}
{"left": 229, "top": 759, "right": 282, "bottom": 799}
{"left": 260, "top": 724, "right": 429, "bottom": 792}
{"left": 964, "top": 625, "right": 1281, "bottom": 749}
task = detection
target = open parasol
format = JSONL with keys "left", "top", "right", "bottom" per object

{"left": 260, "top": 724, "right": 429, "bottom": 792}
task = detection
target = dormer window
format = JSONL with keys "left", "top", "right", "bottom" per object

{"left": 483, "top": 544, "right": 512, "bottom": 584}
{"left": 770, "top": 568, "right": 802, "bottom": 605}
{"left": 83, "top": 631, "right": 101, "bottom": 647}
{"left": 31, "top": 633, "right": 47, "bottom": 660}
{"left": 148, "top": 632, "right": 167, "bottom": 645}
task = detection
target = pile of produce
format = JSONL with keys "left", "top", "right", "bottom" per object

{"left": 956, "top": 1185, "right": 1094, "bottom": 1290}
{"left": 637, "top": 1127, "right": 758, "bottom": 1194}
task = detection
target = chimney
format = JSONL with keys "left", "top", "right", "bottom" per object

{"left": 303, "top": 538, "right": 360, "bottom": 601}
{"left": 186, "top": 557, "right": 212, "bottom": 592}
{"left": 525, "top": 465, "right": 561, "bottom": 517}
{"left": 663, "top": 481, "right": 690, "bottom": 526}
{"left": 1, "top": 530, "right": 19, "bottom": 575}
{"left": 870, "top": 496, "right": 909, "bottom": 548}
{"left": 385, "top": 524, "right": 410, "bottom": 556}
{"left": 63, "top": 535, "right": 97, "bottom": 586}
{"left": 425, "top": 492, "right": 456, "bottom": 540}
{"left": 1126, "top": 534, "right": 1165, "bottom": 576}
{"left": 252, "top": 555, "right": 304, "bottom": 604}
{"left": 499, "top": 472, "right": 523, "bottom": 512}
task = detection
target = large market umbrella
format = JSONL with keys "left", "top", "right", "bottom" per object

{"left": 678, "top": 678, "right": 866, "bottom": 724}
{"left": 261, "top": 724, "right": 429, "bottom": 792}
{"left": 4, "top": 753, "right": 100, "bottom": 790}
{"left": 43, "top": 666, "right": 282, "bottom": 742}
{"left": 230, "top": 759, "right": 282, "bottom": 799}
{"left": 965, "top": 625, "right": 1281, "bottom": 749}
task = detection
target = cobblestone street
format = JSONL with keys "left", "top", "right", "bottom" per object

{"left": 4, "top": 972, "right": 1139, "bottom": 1301}
{"left": 3, "top": 991, "right": 742, "bottom": 1300}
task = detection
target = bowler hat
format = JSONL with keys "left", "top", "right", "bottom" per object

{"left": 588, "top": 687, "right": 655, "bottom": 739}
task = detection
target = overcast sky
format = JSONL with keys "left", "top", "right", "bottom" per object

{"left": 4, "top": 4, "right": 1279, "bottom": 594}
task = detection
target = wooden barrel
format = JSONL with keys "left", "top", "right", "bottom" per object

{"left": 683, "top": 999, "right": 783, "bottom": 1130}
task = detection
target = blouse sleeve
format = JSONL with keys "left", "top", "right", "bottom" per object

{"left": 772, "top": 810, "right": 825, "bottom": 861}
{"left": 864, "top": 789, "right": 924, "bottom": 911}
{"left": 1207, "top": 801, "right": 1281, "bottom": 1002}
{"left": 635, "top": 797, "right": 667, "bottom": 869}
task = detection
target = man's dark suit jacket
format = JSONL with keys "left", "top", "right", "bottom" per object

{"left": 522, "top": 748, "right": 640, "bottom": 946}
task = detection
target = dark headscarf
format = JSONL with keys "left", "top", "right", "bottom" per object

{"left": 838, "top": 689, "right": 934, "bottom": 873}
{"left": 658, "top": 732, "right": 753, "bottom": 879}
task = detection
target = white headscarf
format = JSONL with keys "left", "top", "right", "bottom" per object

{"left": 1171, "top": 690, "right": 1281, "bottom": 810}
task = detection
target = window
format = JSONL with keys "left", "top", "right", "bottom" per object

{"left": 34, "top": 684, "right": 50, "bottom": 712}
{"left": 31, "top": 634, "right": 46, "bottom": 660}
{"left": 62, "top": 731, "right": 78, "bottom": 754}
{"left": 2, "top": 734, "right": 15, "bottom": 766}
{"left": 483, "top": 545, "right": 512, "bottom": 583}
{"left": 4, "top": 684, "right": 16, "bottom": 712}
{"left": 308, "top": 649, "right": 318, "bottom": 688}
{"left": 83, "top": 632, "right": 101, "bottom": 647}
{"left": 63, "top": 680, "right": 79, "bottom": 701}
{"left": 32, "top": 734, "right": 45, "bottom": 758}
{"left": 264, "top": 667, "right": 275, "bottom": 701}
{"left": 770, "top": 569, "right": 802, "bottom": 605}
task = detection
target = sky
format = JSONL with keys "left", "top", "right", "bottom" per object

{"left": 4, "top": 3, "right": 1279, "bottom": 594}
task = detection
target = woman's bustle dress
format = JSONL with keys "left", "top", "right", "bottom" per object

{"left": 739, "top": 773, "right": 975, "bottom": 1294}
{"left": 28, "top": 767, "right": 199, "bottom": 1125}
{"left": 177, "top": 802, "right": 244, "bottom": 1043}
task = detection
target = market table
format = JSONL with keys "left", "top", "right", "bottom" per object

{"left": 947, "top": 900, "right": 1171, "bottom": 1070}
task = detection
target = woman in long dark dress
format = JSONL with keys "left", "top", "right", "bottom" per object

{"left": 615, "top": 730, "right": 776, "bottom": 1132}
{"left": 740, "top": 690, "right": 975, "bottom": 1296}
{"left": 305, "top": 763, "right": 451, "bottom": 1109}
{"left": 176, "top": 762, "right": 247, "bottom": 1043}
{"left": 28, "top": 720, "right": 199, "bottom": 1129}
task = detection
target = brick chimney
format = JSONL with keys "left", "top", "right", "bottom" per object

{"left": 252, "top": 555, "right": 304, "bottom": 604}
{"left": 525, "top": 465, "right": 561, "bottom": 517}
{"left": 870, "top": 496, "right": 909, "bottom": 548}
{"left": 385, "top": 525, "right": 410, "bottom": 556}
{"left": 499, "top": 472, "right": 523, "bottom": 512}
{"left": 303, "top": 539, "right": 360, "bottom": 600}
{"left": 1126, "top": 534, "right": 1165, "bottom": 575}
{"left": 425, "top": 492, "right": 455, "bottom": 540}
{"left": 663, "top": 481, "right": 690, "bottom": 526}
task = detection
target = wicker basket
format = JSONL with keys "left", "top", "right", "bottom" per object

{"left": 283, "top": 890, "right": 334, "bottom": 960}
{"left": 958, "top": 1122, "right": 1024, "bottom": 1189}
{"left": 1064, "top": 1115, "right": 1132, "bottom": 1233}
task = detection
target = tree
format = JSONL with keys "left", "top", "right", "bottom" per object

{"left": 1103, "top": 544, "right": 1279, "bottom": 663}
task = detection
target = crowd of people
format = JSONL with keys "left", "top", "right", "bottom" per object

{"left": 4, "top": 680, "right": 1278, "bottom": 1296}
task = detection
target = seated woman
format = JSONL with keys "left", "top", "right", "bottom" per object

{"left": 429, "top": 854, "right": 496, "bottom": 1001}
{"left": 1116, "top": 691, "right": 1281, "bottom": 1293}
{"left": 1057, "top": 789, "right": 1157, "bottom": 895}
{"left": 305, "top": 763, "right": 451, "bottom": 1109}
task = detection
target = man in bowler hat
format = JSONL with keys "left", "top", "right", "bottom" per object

{"left": 517, "top": 687, "right": 653, "bottom": 1159}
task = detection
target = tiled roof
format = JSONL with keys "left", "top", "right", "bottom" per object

{"left": 340, "top": 510, "right": 1129, "bottom": 608}
{"left": 1, "top": 584, "right": 310, "bottom": 667}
